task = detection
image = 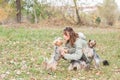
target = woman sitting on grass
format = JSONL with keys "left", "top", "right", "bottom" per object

{"left": 61, "top": 27, "right": 89, "bottom": 70}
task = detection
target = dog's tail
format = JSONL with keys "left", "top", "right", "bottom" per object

{"left": 93, "top": 51, "right": 109, "bottom": 66}
{"left": 102, "top": 60, "right": 109, "bottom": 66}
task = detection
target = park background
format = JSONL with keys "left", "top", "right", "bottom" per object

{"left": 0, "top": 0, "right": 120, "bottom": 80}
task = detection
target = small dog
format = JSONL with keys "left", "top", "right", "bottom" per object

{"left": 68, "top": 53, "right": 91, "bottom": 71}
{"left": 44, "top": 37, "right": 63, "bottom": 71}
{"left": 68, "top": 60, "right": 81, "bottom": 71}
{"left": 83, "top": 40, "right": 109, "bottom": 68}
{"left": 68, "top": 60, "right": 88, "bottom": 71}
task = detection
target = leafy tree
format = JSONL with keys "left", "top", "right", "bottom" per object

{"left": 0, "top": 0, "right": 15, "bottom": 24}
{"left": 73, "top": 0, "right": 82, "bottom": 25}
{"left": 4, "top": 0, "right": 51, "bottom": 23}
{"left": 23, "top": 0, "right": 51, "bottom": 23}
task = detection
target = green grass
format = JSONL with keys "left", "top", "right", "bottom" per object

{"left": 0, "top": 26, "right": 120, "bottom": 80}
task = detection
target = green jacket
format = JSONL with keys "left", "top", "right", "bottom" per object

{"left": 63, "top": 37, "right": 87, "bottom": 61}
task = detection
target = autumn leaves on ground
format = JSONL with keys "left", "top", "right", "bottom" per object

{"left": 0, "top": 26, "right": 120, "bottom": 80}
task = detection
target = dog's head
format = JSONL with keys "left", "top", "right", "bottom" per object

{"left": 88, "top": 40, "right": 96, "bottom": 48}
{"left": 53, "top": 37, "right": 63, "bottom": 46}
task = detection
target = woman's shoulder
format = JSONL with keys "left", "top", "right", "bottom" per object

{"left": 78, "top": 32, "right": 86, "bottom": 40}
{"left": 75, "top": 37, "right": 87, "bottom": 44}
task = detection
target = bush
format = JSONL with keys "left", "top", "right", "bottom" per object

{"left": 0, "top": 7, "right": 15, "bottom": 24}
{"left": 97, "top": 0, "right": 119, "bottom": 26}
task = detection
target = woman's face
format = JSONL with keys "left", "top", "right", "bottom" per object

{"left": 63, "top": 31, "right": 70, "bottom": 41}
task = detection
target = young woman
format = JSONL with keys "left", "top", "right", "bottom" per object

{"left": 61, "top": 27, "right": 89, "bottom": 70}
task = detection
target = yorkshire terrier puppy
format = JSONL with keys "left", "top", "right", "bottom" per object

{"left": 44, "top": 37, "right": 63, "bottom": 71}
{"left": 84, "top": 40, "right": 101, "bottom": 68}
{"left": 68, "top": 60, "right": 87, "bottom": 71}
{"left": 87, "top": 40, "right": 96, "bottom": 59}
{"left": 84, "top": 40, "right": 109, "bottom": 69}
{"left": 83, "top": 40, "right": 96, "bottom": 62}
{"left": 68, "top": 60, "right": 81, "bottom": 71}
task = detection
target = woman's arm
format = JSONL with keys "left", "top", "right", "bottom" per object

{"left": 64, "top": 43, "right": 76, "bottom": 54}
{"left": 63, "top": 39, "right": 83, "bottom": 60}
{"left": 67, "top": 48, "right": 76, "bottom": 54}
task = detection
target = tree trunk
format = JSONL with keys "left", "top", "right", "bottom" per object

{"left": 16, "top": 0, "right": 21, "bottom": 23}
{"left": 33, "top": 9, "right": 38, "bottom": 24}
{"left": 73, "top": 0, "right": 82, "bottom": 24}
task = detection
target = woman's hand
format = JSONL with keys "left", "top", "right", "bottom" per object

{"left": 64, "top": 49, "right": 68, "bottom": 53}
{"left": 60, "top": 47, "right": 68, "bottom": 56}
{"left": 60, "top": 48, "right": 65, "bottom": 55}
{"left": 61, "top": 50, "right": 65, "bottom": 56}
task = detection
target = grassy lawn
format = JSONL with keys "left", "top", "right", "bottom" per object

{"left": 0, "top": 26, "right": 120, "bottom": 80}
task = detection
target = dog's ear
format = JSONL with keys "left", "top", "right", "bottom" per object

{"left": 94, "top": 40, "right": 96, "bottom": 43}
{"left": 88, "top": 40, "right": 91, "bottom": 46}
{"left": 89, "top": 40, "right": 91, "bottom": 42}
{"left": 53, "top": 40, "right": 58, "bottom": 46}
{"left": 60, "top": 40, "right": 63, "bottom": 45}
{"left": 54, "top": 41, "right": 58, "bottom": 46}
{"left": 93, "top": 40, "right": 96, "bottom": 47}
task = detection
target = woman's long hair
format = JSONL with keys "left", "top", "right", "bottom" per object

{"left": 63, "top": 27, "right": 79, "bottom": 46}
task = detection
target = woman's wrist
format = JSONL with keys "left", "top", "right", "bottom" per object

{"left": 64, "top": 49, "right": 68, "bottom": 53}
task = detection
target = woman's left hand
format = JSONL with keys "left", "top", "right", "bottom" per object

{"left": 61, "top": 50, "right": 65, "bottom": 56}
